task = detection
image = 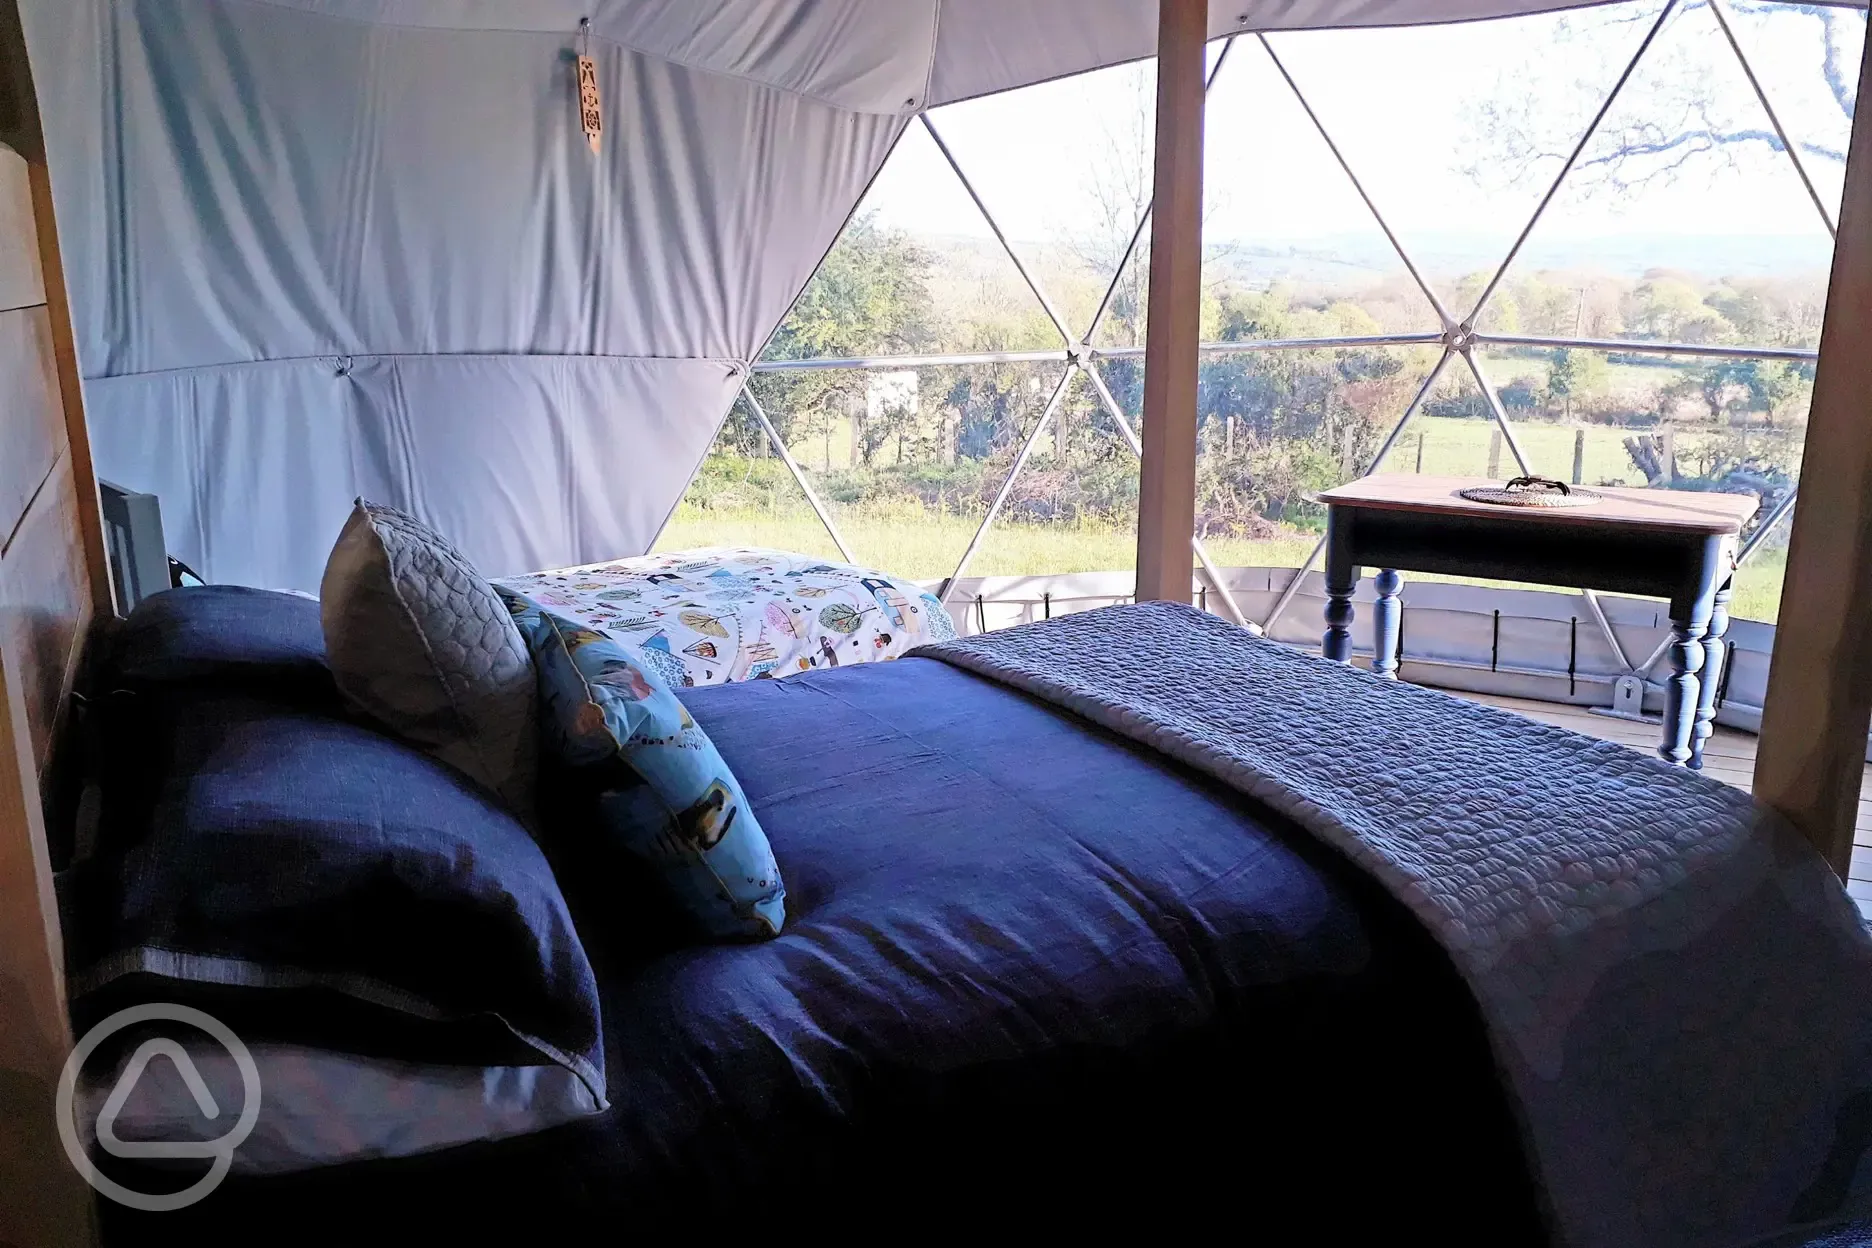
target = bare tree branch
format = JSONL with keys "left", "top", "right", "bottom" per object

{"left": 1818, "top": 7, "right": 1860, "bottom": 118}
{"left": 1580, "top": 123, "right": 1846, "bottom": 184}
{"left": 1463, "top": 0, "right": 1861, "bottom": 200}
{"left": 1061, "top": 69, "right": 1155, "bottom": 345}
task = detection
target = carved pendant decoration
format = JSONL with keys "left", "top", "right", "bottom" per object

{"left": 576, "top": 54, "right": 602, "bottom": 154}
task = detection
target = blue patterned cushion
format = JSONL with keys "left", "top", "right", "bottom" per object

{"left": 511, "top": 598, "right": 785, "bottom": 940}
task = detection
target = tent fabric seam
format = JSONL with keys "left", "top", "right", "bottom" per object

{"left": 921, "top": 0, "right": 945, "bottom": 109}
{"left": 80, "top": 351, "right": 750, "bottom": 386}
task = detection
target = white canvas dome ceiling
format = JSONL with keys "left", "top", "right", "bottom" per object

{"left": 197, "top": 0, "right": 1718, "bottom": 111}
{"left": 20, "top": 0, "right": 1862, "bottom": 588}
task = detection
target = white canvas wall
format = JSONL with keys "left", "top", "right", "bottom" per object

{"left": 22, "top": 0, "right": 899, "bottom": 587}
{"left": 25, "top": 0, "right": 1860, "bottom": 588}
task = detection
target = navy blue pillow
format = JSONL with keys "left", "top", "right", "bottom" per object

{"left": 109, "top": 585, "right": 336, "bottom": 704}
{"left": 61, "top": 693, "right": 605, "bottom": 1104}
{"left": 97, "top": 587, "right": 342, "bottom": 857}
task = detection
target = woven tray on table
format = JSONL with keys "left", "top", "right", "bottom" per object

{"left": 1457, "top": 476, "right": 1601, "bottom": 508}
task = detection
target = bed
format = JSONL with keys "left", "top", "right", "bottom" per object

{"left": 71, "top": 585, "right": 1539, "bottom": 1241}
{"left": 64, "top": 577, "right": 1872, "bottom": 1247}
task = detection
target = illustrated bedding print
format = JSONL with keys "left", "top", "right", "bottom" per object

{"left": 496, "top": 547, "right": 956, "bottom": 688}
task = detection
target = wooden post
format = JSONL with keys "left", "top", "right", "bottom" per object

{"left": 0, "top": 2, "right": 101, "bottom": 1241}
{"left": 1660, "top": 427, "right": 1676, "bottom": 485}
{"left": 1134, "top": 0, "right": 1207, "bottom": 604}
{"left": 1572, "top": 428, "right": 1585, "bottom": 485}
{"left": 0, "top": 644, "right": 91, "bottom": 1248}
{"left": 28, "top": 160, "right": 109, "bottom": 617}
{"left": 1415, "top": 432, "right": 1425, "bottom": 473}
{"left": 1756, "top": 18, "right": 1872, "bottom": 876}
{"left": 1487, "top": 428, "right": 1502, "bottom": 478}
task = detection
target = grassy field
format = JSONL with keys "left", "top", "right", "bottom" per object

{"left": 662, "top": 412, "right": 1787, "bottom": 621}
{"left": 658, "top": 507, "right": 1787, "bottom": 623}
{"left": 1397, "top": 415, "right": 1649, "bottom": 485}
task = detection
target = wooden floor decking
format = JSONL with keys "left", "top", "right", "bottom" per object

{"left": 1452, "top": 689, "right": 1872, "bottom": 918}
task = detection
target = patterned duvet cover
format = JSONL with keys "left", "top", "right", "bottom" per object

{"left": 496, "top": 547, "right": 956, "bottom": 688}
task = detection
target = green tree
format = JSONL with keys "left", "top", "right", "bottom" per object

{"left": 751, "top": 213, "right": 939, "bottom": 465}
{"left": 1626, "top": 275, "right": 1733, "bottom": 344}
{"left": 1545, "top": 348, "right": 1608, "bottom": 418}
{"left": 1690, "top": 358, "right": 1809, "bottom": 425}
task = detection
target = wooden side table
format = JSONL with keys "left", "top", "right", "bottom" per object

{"left": 1314, "top": 474, "right": 1759, "bottom": 769}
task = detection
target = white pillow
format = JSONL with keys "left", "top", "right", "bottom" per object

{"left": 80, "top": 1042, "right": 600, "bottom": 1174}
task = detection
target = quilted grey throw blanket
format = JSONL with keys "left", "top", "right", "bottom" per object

{"left": 911, "top": 601, "right": 1872, "bottom": 1248}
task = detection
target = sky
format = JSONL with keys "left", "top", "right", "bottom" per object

{"left": 855, "top": 0, "right": 1858, "bottom": 264}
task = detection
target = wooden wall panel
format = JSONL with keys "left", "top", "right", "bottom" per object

{"left": 0, "top": 303, "right": 65, "bottom": 549}
{"left": 0, "top": 143, "right": 40, "bottom": 310}
{"left": 0, "top": 453, "right": 88, "bottom": 773}
{"left": 0, "top": 2, "right": 103, "bottom": 1236}
{"left": 27, "top": 159, "right": 109, "bottom": 622}
{"left": 0, "top": 632, "right": 90, "bottom": 1248}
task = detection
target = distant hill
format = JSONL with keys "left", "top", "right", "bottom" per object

{"left": 1201, "top": 230, "right": 1835, "bottom": 287}
{"left": 888, "top": 228, "right": 1831, "bottom": 346}
{"left": 904, "top": 228, "right": 1833, "bottom": 289}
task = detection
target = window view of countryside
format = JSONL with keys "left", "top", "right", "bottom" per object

{"left": 658, "top": 1, "right": 1859, "bottom": 625}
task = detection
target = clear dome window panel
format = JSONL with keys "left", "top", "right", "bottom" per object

{"left": 759, "top": 123, "right": 1067, "bottom": 366}
{"left": 970, "top": 367, "right": 1144, "bottom": 576}
{"left": 1190, "top": 344, "right": 1446, "bottom": 572}
{"left": 923, "top": 59, "right": 1160, "bottom": 348}
{"left": 701, "top": 363, "right": 1072, "bottom": 582}
{"left": 1201, "top": 36, "right": 1444, "bottom": 340}
{"left": 1468, "top": 0, "right": 1838, "bottom": 346}
{"left": 1090, "top": 216, "right": 1153, "bottom": 350}
{"left": 1721, "top": 1, "right": 1864, "bottom": 225}
{"left": 655, "top": 390, "right": 849, "bottom": 564}
{"left": 1266, "top": 3, "right": 1670, "bottom": 321}
{"left": 1470, "top": 344, "right": 1806, "bottom": 497}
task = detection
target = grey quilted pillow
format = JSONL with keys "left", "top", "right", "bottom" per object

{"left": 320, "top": 500, "right": 536, "bottom": 821}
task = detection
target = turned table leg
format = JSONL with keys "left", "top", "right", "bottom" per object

{"left": 1689, "top": 577, "right": 1733, "bottom": 771}
{"left": 1322, "top": 511, "right": 1359, "bottom": 663}
{"left": 1660, "top": 602, "right": 1712, "bottom": 767}
{"left": 1371, "top": 569, "right": 1403, "bottom": 678}
{"left": 1323, "top": 560, "right": 1357, "bottom": 664}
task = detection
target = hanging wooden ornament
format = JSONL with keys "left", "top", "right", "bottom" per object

{"left": 575, "top": 19, "right": 602, "bottom": 154}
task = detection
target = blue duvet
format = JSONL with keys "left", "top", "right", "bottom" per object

{"left": 116, "top": 658, "right": 1540, "bottom": 1240}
